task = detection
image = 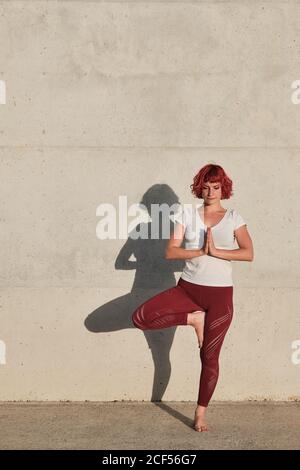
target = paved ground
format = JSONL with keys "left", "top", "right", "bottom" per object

{"left": 0, "top": 401, "right": 299, "bottom": 450}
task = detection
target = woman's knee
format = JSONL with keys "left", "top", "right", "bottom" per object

{"left": 132, "top": 307, "right": 147, "bottom": 330}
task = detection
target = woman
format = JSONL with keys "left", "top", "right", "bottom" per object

{"left": 132, "top": 163, "right": 254, "bottom": 432}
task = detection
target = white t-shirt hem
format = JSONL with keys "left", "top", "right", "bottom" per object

{"left": 180, "top": 273, "right": 233, "bottom": 287}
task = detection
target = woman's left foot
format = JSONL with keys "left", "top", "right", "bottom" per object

{"left": 187, "top": 311, "right": 206, "bottom": 348}
{"left": 194, "top": 410, "right": 209, "bottom": 432}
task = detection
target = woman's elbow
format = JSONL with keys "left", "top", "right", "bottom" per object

{"left": 165, "top": 247, "right": 174, "bottom": 260}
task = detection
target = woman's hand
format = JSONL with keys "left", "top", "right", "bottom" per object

{"left": 200, "top": 229, "right": 209, "bottom": 255}
{"left": 207, "top": 227, "right": 218, "bottom": 257}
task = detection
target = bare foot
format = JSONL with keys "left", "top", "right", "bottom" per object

{"left": 187, "top": 311, "right": 206, "bottom": 348}
{"left": 194, "top": 406, "right": 209, "bottom": 432}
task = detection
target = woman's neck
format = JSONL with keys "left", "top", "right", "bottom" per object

{"left": 203, "top": 201, "right": 224, "bottom": 212}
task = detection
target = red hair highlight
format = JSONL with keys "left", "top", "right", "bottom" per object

{"left": 190, "top": 164, "right": 233, "bottom": 200}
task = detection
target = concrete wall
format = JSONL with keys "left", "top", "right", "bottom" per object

{"left": 0, "top": 0, "right": 299, "bottom": 401}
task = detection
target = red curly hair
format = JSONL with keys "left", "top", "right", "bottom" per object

{"left": 190, "top": 163, "right": 233, "bottom": 200}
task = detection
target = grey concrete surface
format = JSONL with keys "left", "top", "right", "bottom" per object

{"left": 0, "top": 401, "right": 299, "bottom": 450}
{"left": 1, "top": 0, "right": 300, "bottom": 404}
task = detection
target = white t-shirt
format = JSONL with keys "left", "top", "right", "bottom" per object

{"left": 171, "top": 202, "right": 247, "bottom": 287}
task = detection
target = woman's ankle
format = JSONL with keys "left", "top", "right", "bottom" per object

{"left": 195, "top": 404, "right": 206, "bottom": 414}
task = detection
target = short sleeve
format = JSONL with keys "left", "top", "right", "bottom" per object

{"left": 233, "top": 209, "right": 247, "bottom": 230}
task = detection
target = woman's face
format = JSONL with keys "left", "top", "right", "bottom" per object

{"left": 201, "top": 180, "right": 222, "bottom": 202}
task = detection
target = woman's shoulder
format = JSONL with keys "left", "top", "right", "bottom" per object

{"left": 228, "top": 207, "right": 243, "bottom": 216}
{"left": 227, "top": 207, "right": 242, "bottom": 214}
{"left": 171, "top": 202, "right": 199, "bottom": 227}
{"left": 227, "top": 208, "right": 247, "bottom": 229}
{"left": 171, "top": 203, "right": 191, "bottom": 226}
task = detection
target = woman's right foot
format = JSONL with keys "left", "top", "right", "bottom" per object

{"left": 187, "top": 311, "right": 206, "bottom": 348}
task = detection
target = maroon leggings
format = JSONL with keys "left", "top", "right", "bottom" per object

{"left": 132, "top": 277, "right": 233, "bottom": 407}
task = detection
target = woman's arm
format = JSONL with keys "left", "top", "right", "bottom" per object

{"left": 114, "top": 237, "right": 137, "bottom": 270}
{"left": 165, "top": 223, "right": 205, "bottom": 260}
{"left": 209, "top": 225, "right": 254, "bottom": 261}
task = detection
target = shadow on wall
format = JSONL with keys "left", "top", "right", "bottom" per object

{"left": 84, "top": 184, "right": 185, "bottom": 402}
